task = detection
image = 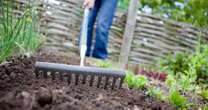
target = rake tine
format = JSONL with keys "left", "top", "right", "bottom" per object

{"left": 41, "top": 71, "right": 46, "bottom": 78}
{"left": 59, "top": 73, "right": 63, "bottom": 81}
{"left": 89, "top": 75, "right": 94, "bottom": 86}
{"left": 35, "top": 70, "right": 39, "bottom": 78}
{"left": 51, "top": 72, "right": 55, "bottom": 80}
{"left": 43, "top": 71, "right": 48, "bottom": 78}
{"left": 35, "top": 62, "right": 126, "bottom": 89}
{"left": 111, "top": 77, "right": 117, "bottom": 90}
{"left": 67, "top": 74, "right": 72, "bottom": 85}
{"left": 119, "top": 77, "right": 124, "bottom": 89}
{"left": 82, "top": 75, "right": 87, "bottom": 84}
{"left": 75, "top": 74, "right": 79, "bottom": 85}
{"left": 104, "top": 77, "right": 109, "bottom": 89}
{"left": 97, "top": 76, "right": 102, "bottom": 88}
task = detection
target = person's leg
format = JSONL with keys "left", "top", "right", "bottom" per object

{"left": 85, "top": 0, "right": 101, "bottom": 56}
{"left": 92, "top": 0, "right": 118, "bottom": 59}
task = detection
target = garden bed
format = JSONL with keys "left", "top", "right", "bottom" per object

{"left": 0, "top": 52, "right": 176, "bottom": 110}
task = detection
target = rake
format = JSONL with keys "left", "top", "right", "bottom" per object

{"left": 34, "top": 9, "right": 126, "bottom": 90}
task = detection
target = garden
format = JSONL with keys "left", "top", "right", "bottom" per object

{"left": 0, "top": 0, "right": 207, "bottom": 110}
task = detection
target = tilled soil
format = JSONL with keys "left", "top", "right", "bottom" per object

{"left": 0, "top": 52, "right": 176, "bottom": 110}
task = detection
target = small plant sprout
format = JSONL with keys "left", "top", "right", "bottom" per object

{"left": 165, "top": 74, "right": 176, "bottom": 87}
{"left": 168, "top": 89, "right": 188, "bottom": 108}
{"left": 125, "top": 71, "right": 148, "bottom": 89}
{"left": 199, "top": 89, "right": 208, "bottom": 101}
{"left": 125, "top": 71, "right": 135, "bottom": 88}
{"left": 134, "top": 75, "right": 148, "bottom": 89}
{"left": 146, "top": 87, "right": 166, "bottom": 101}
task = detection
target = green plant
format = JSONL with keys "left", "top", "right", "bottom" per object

{"left": 159, "top": 42, "right": 208, "bottom": 86}
{"left": 125, "top": 71, "right": 148, "bottom": 89}
{"left": 168, "top": 89, "right": 188, "bottom": 108}
{"left": 0, "top": 1, "right": 41, "bottom": 63}
{"left": 146, "top": 87, "right": 166, "bottom": 101}
{"left": 159, "top": 52, "right": 189, "bottom": 75}
{"left": 135, "top": 75, "right": 148, "bottom": 89}
{"left": 199, "top": 89, "right": 208, "bottom": 101}
{"left": 140, "top": 0, "right": 208, "bottom": 28}
{"left": 202, "top": 105, "right": 208, "bottom": 110}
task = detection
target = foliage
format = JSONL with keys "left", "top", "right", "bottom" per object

{"left": 202, "top": 105, "right": 208, "bottom": 110}
{"left": 159, "top": 42, "right": 208, "bottom": 84}
{"left": 146, "top": 87, "right": 166, "bottom": 101}
{"left": 119, "top": 0, "right": 208, "bottom": 28}
{"left": 165, "top": 74, "right": 176, "bottom": 87}
{"left": 199, "top": 89, "right": 208, "bottom": 101}
{"left": 0, "top": 1, "right": 41, "bottom": 63}
{"left": 159, "top": 52, "right": 189, "bottom": 75}
{"left": 168, "top": 89, "right": 188, "bottom": 108}
{"left": 140, "top": 0, "right": 208, "bottom": 28}
{"left": 118, "top": 0, "right": 129, "bottom": 11}
{"left": 125, "top": 71, "right": 148, "bottom": 89}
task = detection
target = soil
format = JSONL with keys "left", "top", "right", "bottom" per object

{"left": 0, "top": 52, "right": 177, "bottom": 110}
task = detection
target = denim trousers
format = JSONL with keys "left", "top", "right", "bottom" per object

{"left": 85, "top": 0, "right": 118, "bottom": 59}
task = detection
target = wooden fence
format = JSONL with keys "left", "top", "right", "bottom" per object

{"left": 4, "top": 0, "right": 208, "bottom": 65}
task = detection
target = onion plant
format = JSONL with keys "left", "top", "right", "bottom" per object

{"left": 0, "top": 0, "right": 41, "bottom": 63}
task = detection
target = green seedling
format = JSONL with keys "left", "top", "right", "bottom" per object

{"left": 168, "top": 89, "right": 188, "bottom": 108}
{"left": 146, "top": 87, "right": 166, "bottom": 101}
{"left": 199, "top": 89, "right": 208, "bottom": 101}
{"left": 165, "top": 74, "right": 176, "bottom": 87}
{"left": 125, "top": 71, "right": 135, "bottom": 88}
{"left": 125, "top": 71, "right": 148, "bottom": 89}
{"left": 134, "top": 75, "right": 148, "bottom": 89}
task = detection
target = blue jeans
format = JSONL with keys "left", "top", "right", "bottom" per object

{"left": 85, "top": 0, "right": 118, "bottom": 59}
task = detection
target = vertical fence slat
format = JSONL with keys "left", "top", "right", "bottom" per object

{"left": 119, "top": 0, "right": 139, "bottom": 69}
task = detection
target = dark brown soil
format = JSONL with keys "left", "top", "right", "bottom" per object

{"left": 0, "top": 52, "right": 176, "bottom": 110}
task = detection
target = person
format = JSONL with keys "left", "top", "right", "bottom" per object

{"left": 82, "top": 0, "right": 118, "bottom": 60}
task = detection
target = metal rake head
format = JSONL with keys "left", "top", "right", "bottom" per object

{"left": 34, "top": 62, "right": 126, "bottom": 90}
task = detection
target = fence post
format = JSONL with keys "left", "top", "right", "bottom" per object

{"left": 119, "top": 0, "right": 139, "bottom": 69}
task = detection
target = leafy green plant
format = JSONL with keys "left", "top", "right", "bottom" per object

{"left": 159, "top": 52, "right": 189, "bottom": 75}
{"left": 165, "top": 74, "right": 176, "bottom": 87}
{"left": 202, "top": 105, "right": 208, "bottom": 110}
{"left": 199, "top": 89, "right": 208, "bottom": 101}
{"left": 146, "top": 87, "right": 166, "bottom": 101}
{"left": 168, "top": 89, "right": 188, "bottom": 108}
{"left": 125, "top": 71, "right": 148, "bottom": 89}
{"left": 135, "top": 75, "right": 148, "bottom": 89}
{"left": 159, "top": 42, "right": 208, "bottom": 86}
